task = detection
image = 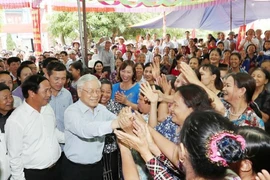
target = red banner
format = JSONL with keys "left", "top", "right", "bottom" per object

{"left": 31, "top": 8, "right": 42, "bottom": 55}
{"left": 236, "top": 25, "right": 246, "bottom": 51}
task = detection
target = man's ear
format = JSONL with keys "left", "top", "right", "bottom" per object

{"left": 28, "top": 90, "right": 35, "bottom": 98}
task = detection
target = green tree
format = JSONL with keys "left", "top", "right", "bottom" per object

{"left": 6, "top": 33, "right": 16, "bottom": 50}
{"left": 47, "top": 11, "right": 158, "bottom": 45}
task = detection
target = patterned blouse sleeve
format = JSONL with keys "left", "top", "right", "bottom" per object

{"left": 156, "top": 153, "right": 184, "bottom": 175}
{"left": 146, "top": 156, "right": 174, "bottom": 180}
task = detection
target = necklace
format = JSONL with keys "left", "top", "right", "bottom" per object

{"left": 228, "top": 106, "right": 247, "bottom": 117}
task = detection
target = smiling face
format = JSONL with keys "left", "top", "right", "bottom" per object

{"left": 170, "top": 92, "right": 193, "bottom": 125}
{"left": 209, "top": 50, "right": 221, "bottom": 66}
{"left": 222, "top": 76, "right": 241, "bottom": 103}
{"left": 120, "top": 65, "right": 134, "bottom": 83}
{"left": 189, "top": 58, "right": 199, "bottom": 70}
{"left": 78, "top": 80, "right": 101, "bottom": 110}
{"left": 100, "top": 83, "right": 112, "bottom": 105}
{"left": 47, "top": 70, "right": 66, "bottom": 92}
{"left": 94, "top": 62, "right": 103, "bottom": 73}
{"left": 0, "top": 89, "right": 14, "bottom": 115}
{"left": 230, "top": 54, "right": 241, "bottom": 69}
{"left": 135, "top": 64, "right": 144, "bottom": 78}
{"left": 199, "top": 67, "right": 215, "bottom": 87}
{"left": 143, "top": 66, "right": 154, "bottom": 83}
{"left": 34, "top": 80, "right": 52, "bottom": 107}
{"left": 251, "top": 69, "right": 268, "bottom": 88}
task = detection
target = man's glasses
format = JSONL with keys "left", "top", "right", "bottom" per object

{"left": 81, "top": 88, "right": 101, "bottom": 95}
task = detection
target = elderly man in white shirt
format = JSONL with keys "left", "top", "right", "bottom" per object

{"left": 5, "top": 75, "right": 64, "bottom": 180}
{"left": 62, "top": 74, "right": 121, "bottom": 180}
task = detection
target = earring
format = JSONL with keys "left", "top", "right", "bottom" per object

{"left": 179, "top": 158, "right": 184, "bottom": 163}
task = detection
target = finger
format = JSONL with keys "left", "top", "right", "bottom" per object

{"left": 257, "top": 172, "right": 266, "bottom": 180}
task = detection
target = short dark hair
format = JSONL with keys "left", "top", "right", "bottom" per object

{"left": 100, "top": 78, "right": 112, "bottom": 90}
{"left": 236, "top": 126, "right": 270, "bottom": 173}
{"left": 0, "top": 83, "right": 10, "bottom": 92}
{"left": 7, "top": 57, "right": 20, "bottom": 66}
{"left": 60, "top": 51, "right": 68, "bottom": 56}
{"left": 180, "top": 111, "right": 244, "bottom": 179}
{"left": 93, "top": 61, "right": 103, "bottom": 74}
{"left": 70, "top": 61, "right": 83, "bottom": 76}
{"left": 42, "top": 57, "right": 59, "bottom": 69}
{"left": 0, "top": 71, "right": 13, "bottom": 80}
{"left": 210, "top": 48, "right": 222, "bottom": 57}
{"left": 21, "top": 61, "right": 35, "bottom": 66}
{"left": 22, "top": 75, "right": 48, "bottom": 99}
{"left": 46, "top": 61, "right": 67, "bottom": 76}
{"left": 134, "top": 62, "right": 144, "bottom": 70}
{"left": 16, "top": 65, "right": 32, "bottom": 85}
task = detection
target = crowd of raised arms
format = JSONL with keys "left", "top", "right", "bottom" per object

{"left": 0, "top": 28, "right": 269, "bottom": 180}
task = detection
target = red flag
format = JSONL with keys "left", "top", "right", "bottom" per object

{"left": 191, "top": 29, "right": 196, "bottom": 38}
{"left": 236, "top": 25, "right": 246, "bottom": 51}
{"left": 31, "top": 7, "right": 42, "bottom": 55}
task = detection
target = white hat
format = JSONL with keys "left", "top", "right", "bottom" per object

{"left": 118, "top": 36, "right": 125, "bottom": 41}
{"left": 88, "top": 54, "right": 100, "bottom": 68}
{"left": 68, "top": 49, "right": 76, "bottom": 55}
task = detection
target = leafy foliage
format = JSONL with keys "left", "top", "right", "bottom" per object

{"left": 6, "top": 33, "right": 16, "bottom": 50}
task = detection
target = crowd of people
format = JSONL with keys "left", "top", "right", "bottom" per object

{"left": 0, "top": 28, "right": 270, "bottom": 180}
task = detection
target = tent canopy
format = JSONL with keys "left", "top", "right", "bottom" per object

{"left": 131, "top": 0, "right": 270, "bottom": 30}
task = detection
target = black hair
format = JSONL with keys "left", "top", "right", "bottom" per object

{"left": 200, "top": 64, "right": 223, "bottom": 90}
{"left": 246, "top": 43, "right": 257, "bottom": 54}
{"left": 70, "top": 61, "right": 83, "bottom": 76}
{"left": 0, "top": 71, "right": 13, "bottom": 80}
{"left": 0, "top": 83, "right": 10, "bottom": 92}
{"left": 117, "top": 60, "right": 136, "bottom": 83}
{"left": 225, "top": 73, "right": 256, "bottom": 103}
{"left": 21, "top": 61, "right": 35, "bottom": 66}
{"left": 93, "top": 60, "right": 103, "bottom": 74}
{"left": 144, "top": 62, "right": 152, "bottom": 69}
{"left": 263, "top": 40, "right": 270, "bottom": 51}
{"left": 175, "top": 84, "right": 213, "bottom": 111}
{"left": 16, "top": 65, "right": 32, "bottom": 85}
{"left": 100, "top": 78, "right": 112, "bottom": 90}
{"left": 230, "top": 52, "right": 242, "bottom": 62}
{"left": 60, "top": 51, "right": 68, "bottom": 56}
{"left": 251, "top": 67, "right": 270, "bottom": 82}
{"left": 210, "top": 48, "right": 222, "bottom": 57}
{"left": 180, "top": 111, "right": 244, "bottom": 179}
{"left": 7, "top": 57, "right": 20, "bottom": 65}
{"left": 236, "top": 126, "right": 270, "bottom": 173}
{"left": 42, "top": 57, "right": 59, "bottom": 69}
{"left": 134, "top": 62, "right": 145, "bottom": 70}
{"left": 22, "top": 75, "right": 48, "bottom": 99}
{"left": 46, "top": 61, "right": 67, "bottom": 76}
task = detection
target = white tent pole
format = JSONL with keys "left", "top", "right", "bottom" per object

{"left": 230, "top": 0, "right": 232, "bottom": 31}
{"left": 162, "top": 11, "right": 166, "bottom": 37}
{"left": 244, "top": 0, "right": 247, "bottom": 25}
{"left": 77, "top": 0, "right": 84, "bottom": 60}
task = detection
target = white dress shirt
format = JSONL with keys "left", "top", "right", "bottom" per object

{"left": 64, "top": 100, "right": 116, "bottom": 164}
{"left": 0, "top": 131, "right": 10, "bottom": 180}
{"left": 5, "top": 101, "right": 63, "bottom": 180}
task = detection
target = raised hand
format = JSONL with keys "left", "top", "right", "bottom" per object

{"left": 118, "top": 107, "right": 134, "bottom": 135}
{"left": 159, "top": 74, "right": 172, "bottom": 95}
{"left": 180, "top": 62, "right": 200, "bottom": 85}
{"left": 151, "top": 59, "right": 160, "bottom": 80}
{"left": 140, "top": 82, "right": 159, "bottom": 104}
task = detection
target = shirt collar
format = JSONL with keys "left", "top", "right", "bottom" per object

{"left": 77, "top": 99, "right": 101, "bottom": 114}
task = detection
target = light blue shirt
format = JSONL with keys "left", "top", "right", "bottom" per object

{"left": 64, "top": 100, "right": 116, "bottom": 164}
{"left": 49, "top": 88, "right": 73, "bottom": 133}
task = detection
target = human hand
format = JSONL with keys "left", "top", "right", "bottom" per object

{"left": 151, "top": 59, "right": 160, "bottom": 80}
{"left": 140, "top": 82, "right": 159, "bottom": 104}
{"left": 180, "top": 62, "right": 200, "bottom": 85}
{"left": 158, "top": 74, "right": 172, "bottom": 95}
{"left": 256, "top": 170, "right": 270, "bottom": 180}
{"left": 115, "top": 91, "right": 127, "bottom": 105}
{"left": 118, "top": 107, "right": 134, "bottom": 135}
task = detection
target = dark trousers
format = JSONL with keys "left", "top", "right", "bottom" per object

{"left": 61, "top": 153, "right": 103, "bottom": 180}
{"left": 24, "top": 160, "right": 61, "bottom": 180}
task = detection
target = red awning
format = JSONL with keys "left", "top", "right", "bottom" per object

{"left": 0, "top": 0, "right": 30, "bottom": 9}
